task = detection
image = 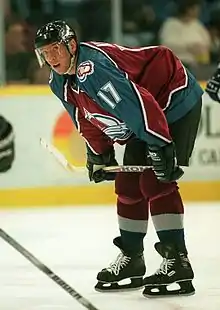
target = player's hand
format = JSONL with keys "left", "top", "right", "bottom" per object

{"left": 86, "top": 146, "right": 118, "bottom": 183}
{"left": 148, "top": 142, "right": 184, "bottom": 183}
{"left": 205, "top": 65, "right": 220, "bottom": 102}
{"left": 0, "top": 116, "right": 15, "bottom": 173}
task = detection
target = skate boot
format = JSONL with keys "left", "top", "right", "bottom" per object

{"left": 143, "top": 242, "right": 195, "bottom": 298}
{"left": 95, "top": 237, "right": 146, "bottom": 292}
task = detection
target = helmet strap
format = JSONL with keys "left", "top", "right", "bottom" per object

{"left": 64, "top": 42, "right": 77, "bottom": 75}
{"left": 64, "top": 55, "right": 76, "bottom": 74}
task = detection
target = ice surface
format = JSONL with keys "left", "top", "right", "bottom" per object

{"left": 0, "top": 203, "right": 219, "bottom": 310}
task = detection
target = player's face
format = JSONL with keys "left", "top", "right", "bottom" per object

{"left": 39, "top": 42, "right": 73, "bottom": 74}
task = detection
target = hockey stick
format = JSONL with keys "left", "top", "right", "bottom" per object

{"left": 0, "top": 229, "right": 99, "bottom": 310}
{"left": 40, "top": 137, "right": 84, "bottom": 173}
{"left": 40, "top": 138, "right": 151, "bottom": 173}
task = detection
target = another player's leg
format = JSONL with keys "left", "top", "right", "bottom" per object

{"left": 0, "top": 115, "right": 15, "bottom": 172}
{"left": 95, "top": 140, "right": 148, "bottom": 292}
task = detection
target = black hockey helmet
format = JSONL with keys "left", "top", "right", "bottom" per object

{"left": 34, "top": 20, "right": 77, "bottom": 67}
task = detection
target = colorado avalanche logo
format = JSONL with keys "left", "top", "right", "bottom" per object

{"left": 77, "top": 60, "right": 94, "bottom": 82}
{"left": 83, "top": 109, "right": 133, "bottom": 141}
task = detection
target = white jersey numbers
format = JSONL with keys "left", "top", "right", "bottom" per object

{"left": 97, "top": 81, "right": 122, "bottom": 109}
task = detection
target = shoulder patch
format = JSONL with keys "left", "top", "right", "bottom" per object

{"left": 77, "top": 60, "right": 94, "bottom": 82}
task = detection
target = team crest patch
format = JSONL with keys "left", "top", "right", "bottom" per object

{"left": 77, "top": 60, "right": 94, "bottom": 82}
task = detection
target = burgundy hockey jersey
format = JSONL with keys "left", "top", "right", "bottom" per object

{"left": 50, "top": 42, "right": 203, "bottom": 154}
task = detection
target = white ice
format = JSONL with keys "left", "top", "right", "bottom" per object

{"left": 0, "top": 203, "right": 219, "bottom": 310}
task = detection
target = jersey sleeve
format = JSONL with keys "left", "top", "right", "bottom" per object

{"left": 205, "top": 64, "right": 220, "bottom": 103}
{"left": 79, "top": 46, "right": 172, "bottom": 147}
{"left": 61, "top": 99, "right": 114, "bottom": 154}
{"left": 75, "top": 108, "right": 114, "bottom": 154}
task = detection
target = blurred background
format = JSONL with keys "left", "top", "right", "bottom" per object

{"left": 0, "top": 3, "right": 220, "bottom": 308}
{"left": 1, "top": 0, "right": 220, "bottom": 85}
{"left": 0, "top": 0, "right": 220, "bottom": 207}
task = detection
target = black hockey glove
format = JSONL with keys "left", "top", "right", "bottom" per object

{"left": 86, "top": 146, "right": 118, "bottom": 183}
{"left": 205, "top": 65, "right": 220, "bottom": 102}
{"left": 148, "top": 142, "right": 184, "bottom": 183}
{"left": 0, "top": 116, "right": 15, "bottom": 172}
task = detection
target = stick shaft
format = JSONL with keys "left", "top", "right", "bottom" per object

{"left": 40, "top": 138, "right": 151, "bottom": 173}
{"left": 103, "top": 165, "right": 151, "bottom": 172}
{"left": 0, "top": 229, "right": 99, "bottom": 310}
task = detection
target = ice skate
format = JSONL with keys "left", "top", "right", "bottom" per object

{"left": 95, "top": 237, "right": 146, "bottom": 292}
{"left": 143, "top": 242, "right": 195, "bottom": 298}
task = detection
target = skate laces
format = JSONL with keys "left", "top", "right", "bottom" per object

{"left": 107, "top": 253, "right": 131, "bottom": 276}
{"left": 155, "top": 258, "right": 175, "bottom": 275}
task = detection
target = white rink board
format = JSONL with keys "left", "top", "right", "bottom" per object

{"left": 184, "top": 93, "right": 220, "bottom": 180}
{"left": 0, "top": 93, "right": 89, "bottom": 189}
{"left": 0, "top": 90, "right": 220, "bottom": 190}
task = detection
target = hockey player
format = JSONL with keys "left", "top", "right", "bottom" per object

{"left": 205, "top": 64, "right": 220, "bottom": 102}
{"left": 0, "top": 115, "right": 15, "bottom": 173}
{"left": 34, "top": 20, "right": 203, "bottom": 298}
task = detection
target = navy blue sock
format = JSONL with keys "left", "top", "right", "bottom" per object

{"left": 120, "top": 229, "right": 145, "bottom": 255}
{"left": 156, "top": 229, "right": 187, "bottom": 253}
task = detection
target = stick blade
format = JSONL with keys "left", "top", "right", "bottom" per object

{"left": 40, "top": 137, "right": 86, "bottom": 173}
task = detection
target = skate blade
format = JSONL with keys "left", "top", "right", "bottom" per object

{"left": 95, "top": 277, "right": 144, "bottom": 292}
{"left": 143, "top": 280, "right": 195, "bottom": 298}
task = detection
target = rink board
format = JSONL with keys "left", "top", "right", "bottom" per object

{"left": 0, "top": 182, "right": 220, "bottom": 207}
{"left": 0, "top": 84, "right": 220, "bottom": 207}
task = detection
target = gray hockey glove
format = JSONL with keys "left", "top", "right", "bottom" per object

{"left": 86, "top": 146, "right": 118, "bottom": 183}
{"left": 205, "top": 64, "right": 220, "bottom": 102}
{"left": 148, "top": 142, "right": 184, "bottom": 182}
{"left": 0, "top": 116, "right": 15, "bottom": 172}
